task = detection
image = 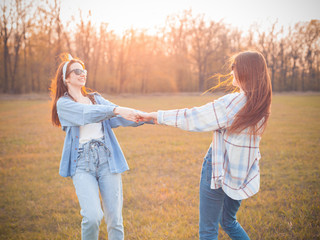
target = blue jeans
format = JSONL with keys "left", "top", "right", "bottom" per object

{"left": 199, "top": 158, "right": 250, "bottom": 240}
{"left": 72, "top": 138, "right": 124, "bottom": 240}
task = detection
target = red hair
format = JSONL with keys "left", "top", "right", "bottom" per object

{"left": 50, "top": 54, "right": 96, "bottom": 127}
{"left": 206, "top": 51, "right": 272, "bottom": 136}
{"left": 229, "top": 51, "right": 272, "bottom": 136}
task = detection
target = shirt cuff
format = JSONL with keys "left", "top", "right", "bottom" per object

{"left": 107, "top": 105, "right": 118, "bottom": 118}
{"left": 157, "top": 111, "right": 164, "bottom": 125}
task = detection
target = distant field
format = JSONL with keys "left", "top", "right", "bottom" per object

{"left": 0, "top": 93, "right": 319, "bottom": 240}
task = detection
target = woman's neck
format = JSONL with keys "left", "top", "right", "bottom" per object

{"left": 68, "top": 86, "right": 85, "bottom": 101}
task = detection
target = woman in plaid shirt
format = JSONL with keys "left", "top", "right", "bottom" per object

{"left": 139, "top": 51, "right": 272, "bottom": 239}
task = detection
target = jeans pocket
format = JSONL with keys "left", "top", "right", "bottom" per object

{"left": 206, "top": 160, "right": 212, "bottom": 183}
{"left": 201, "top": 158, "right": 212, "bottom": 185}
{"left": 97, "top": 145, "right": 110, "bottom": 166}
{"left": 76, "top": 148, "right": 86, "bottom": 168}
{"left": 77, "top": 147, "right": 84, "bottom": 159}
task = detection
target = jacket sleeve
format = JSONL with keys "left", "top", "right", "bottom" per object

{"left": 157, "top": 97, "right": 227, "bottom": 132}
{"left": 57, "top": 97, "right": 117, "bottom": 127}
{"left": 108, "top": 116, "right": 143, "bottom": 128}
{"left": 95, "top": 94, "right": 118, "bottom": 107}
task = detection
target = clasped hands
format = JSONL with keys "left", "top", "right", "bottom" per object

{"left": 114, "top": 107, "right": 158, "bottom": 123}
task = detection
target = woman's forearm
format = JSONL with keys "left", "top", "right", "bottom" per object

{"left": 113, "top": 107, "right": 140, "bottom": 123}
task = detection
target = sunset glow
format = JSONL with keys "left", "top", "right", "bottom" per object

{"left": 60, "top": 0, "right": 320, "bottom": 34}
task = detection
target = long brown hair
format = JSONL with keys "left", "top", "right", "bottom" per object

{"left": 50, "top": 54, "right": 96, "bottom": 127}
{"left": 228, "top": 51, "right": 272, "bottom": 136}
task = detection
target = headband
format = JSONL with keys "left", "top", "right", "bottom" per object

{"left": 62, "top": 54, "right": 73, "bottom": 85}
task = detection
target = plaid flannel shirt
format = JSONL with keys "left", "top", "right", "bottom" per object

{"left": 157, "top": 92, "right": 262, "bottom": 200}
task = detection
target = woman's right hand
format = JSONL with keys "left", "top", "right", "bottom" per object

{"left": 113, "top": 107, "right": 140, "bottom": 122}
{"left": 137, "top": 112, "right": 158, "bottom": 124}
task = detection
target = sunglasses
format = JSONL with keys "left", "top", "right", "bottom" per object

{"left": 68, "top": 69, "right": 87, "bottom": 76}
{"left": 231, "top": 63, "right": 235, "bottom": 71}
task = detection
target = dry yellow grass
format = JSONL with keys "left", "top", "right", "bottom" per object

{"left": 0, "top": 93, "right": 319, "bottom": 239}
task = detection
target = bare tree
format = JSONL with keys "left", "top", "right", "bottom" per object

{"left": 116, "top": 29, "right": 135, "bottom": 93}
{"left": 100, "top": 27, "right": 118, "bottom": 92}
{"left": 1, "top": 2, "right": 319, "bottom": 94}
{"left": 104, "top": 29, "right": 117, "bottom": 76}
{"left": 9, "top": 0, "right": 33, "bottom": 93}
{"left": 89, "top": 22, "right": 106, "bottom": 89}
{"left": 0, "top": 0, "right": 13, "bottom": 93}
{"left": 303, "top": 20, "right": 320, "bottom": 90}
{"left": 255, "top": 21, "right": 281, "bottom": 90}
{"left": 278, "top": 34, "right": 289, "bottom": 91}
{"left": 74, "top": 10, "right": 98, "bottom": 87}
{"left": 164, "top": 10, "right": 192, "bottom": 91}
{"left": 189, "top": 14, "right": 226, "bottom": 91}
{"left": 228, "top": 27, "right": 243, "bottom": 53}
{"left": 287, "top": 24, "right": 303, "bottom": 90}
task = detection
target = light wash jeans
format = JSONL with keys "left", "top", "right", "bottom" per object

{"left": 72, "top": 138, "right": 124, "bottom": 240}
{"left": 199, "top": 157, "right": 250, "bottom": 240}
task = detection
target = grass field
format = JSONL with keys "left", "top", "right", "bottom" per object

{"left": 0, "top": 93, "right": 319, "bottom": 240}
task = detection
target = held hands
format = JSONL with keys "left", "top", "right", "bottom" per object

{"left": 113, "top": 107, "right": 158, "bottom": 124}
{"left": 113, "top": 107, "right": 140, "bottom": 122}
{"left": 137, "top": 112, "right": 158, "bottom": 124}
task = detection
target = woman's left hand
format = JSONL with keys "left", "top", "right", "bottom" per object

{"left": 137, "top": 112, "right": 158, "bottom": 124}
{"left": 113, "top": 107, "right": 140, "bottom": 122}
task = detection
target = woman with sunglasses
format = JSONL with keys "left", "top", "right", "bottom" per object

{"left": 50, "top": 54, "right": 149, "bottom": 240}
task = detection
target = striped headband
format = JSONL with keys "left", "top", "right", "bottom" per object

{"left": 62, "top": 54, "right": 73, "bottom": 86}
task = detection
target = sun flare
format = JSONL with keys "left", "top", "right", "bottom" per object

{"left": 60, "top": 0, "right": 319, "bottom": 34}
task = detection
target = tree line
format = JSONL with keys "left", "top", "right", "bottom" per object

{"left": 0, "top": 0, "right": 319, "bottom": 94}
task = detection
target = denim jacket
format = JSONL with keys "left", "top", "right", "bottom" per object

{"left": 57, "top": 92, "right": 147, "bottom": 177}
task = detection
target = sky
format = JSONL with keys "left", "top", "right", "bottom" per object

{"left": 60, "top": 0, "right": 320, "bottom": 34}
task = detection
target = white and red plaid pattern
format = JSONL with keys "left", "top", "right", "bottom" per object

{"left": 158, "top": 92, "right": 262, "bottom": 200}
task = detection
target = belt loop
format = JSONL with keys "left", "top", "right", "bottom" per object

{"left": 84, "top": 142, "right": 90, "bottom": 172}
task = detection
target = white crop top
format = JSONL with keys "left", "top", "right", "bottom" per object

{"left": 79, "top": 101, "right": 104, "bottom": 144}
